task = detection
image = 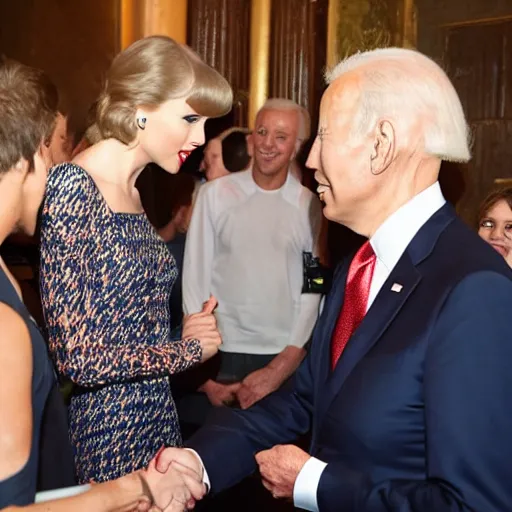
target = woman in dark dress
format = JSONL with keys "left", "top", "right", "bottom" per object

{"left": 39, "top": 36, "right": 229, "bottom": 484}
{"left": 0, "top": 57, "right": 204, "bottom": 512}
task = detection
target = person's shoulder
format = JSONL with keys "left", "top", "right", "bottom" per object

{"left": 424, "top": 218, "right": 512, "bottom": 310}
{"left": 204, "top": 170, "right": 251, "bottom": 197}
{"left": 222, "top": 169, "right": 253, "bottom": 188}
{"left": 445, "top": 217, "right": 512, "bottom": 279}
{"left": 228, "top": 168, "right": 252, "bottom": 180}
{"left": 45, "top": 162, "right": 95, "bottom": 203}
{"left": 47, "top": 162, "right": 89, "bottom": 187}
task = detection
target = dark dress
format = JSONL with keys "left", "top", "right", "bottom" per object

{"left": 39, "top": 163, "right": 202, "bottom": 483}
{"left": 0, "top": 267, "right": 73, "bottom": 507}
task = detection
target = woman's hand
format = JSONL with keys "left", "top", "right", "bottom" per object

{"left": 182, "top": 296, "right": 222, "bottom": 363}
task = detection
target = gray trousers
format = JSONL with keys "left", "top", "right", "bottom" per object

{"left": 175, "top": 351, "right": 277, "bottom": 429}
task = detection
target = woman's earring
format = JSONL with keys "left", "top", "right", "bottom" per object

{"left": 136, "top": 117, "right": 147, "bottom": 130}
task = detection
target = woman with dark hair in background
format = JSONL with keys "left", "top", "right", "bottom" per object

{"left": 478, "top": 188, "right": 512, "bottom": 268}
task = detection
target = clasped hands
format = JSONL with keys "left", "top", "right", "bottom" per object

{"left": 140, "top": 448, "right": 205, "bottom": 512}
{"left": 143, "top": 444, "right": 311, "bottom": 510}
{"left": 203, "top": 366, "right": 282, "bottom": 409}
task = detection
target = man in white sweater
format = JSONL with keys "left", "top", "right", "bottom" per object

{"left": 183, "top": 98, "right": 323, "bottom": 410}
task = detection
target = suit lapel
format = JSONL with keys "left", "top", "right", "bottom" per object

{"left": 316, "top": 253, "right": 421, "bottom": 421}
{"left": 314, "top": 258, "right": 350, "bottom": 389}
{"left": 315, "top": 204, "right": 457, "bottom": 422}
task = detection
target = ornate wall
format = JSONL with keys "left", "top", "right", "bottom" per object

{"left": 268, "top": 0, "right": 328, "bottom": 125}
{"left": 327, "top": 0, "right": 416, "bottom": 65}
{"left": 0, "top": 0, "right": 119, "bottom": 139}
{"left": 416, "top": 0, "right": 512, "bottom": 224}
{"left": 187, "top": 0, "right": 251, "bottom": 128}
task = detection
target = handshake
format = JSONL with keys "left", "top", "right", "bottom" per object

{"left": 136, "top": 448, "right": 206, "bottom": 512}
{"left": 135, "top": 444, "right": 311, "bottom": 512}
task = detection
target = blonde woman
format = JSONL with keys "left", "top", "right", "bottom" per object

{"left": 39, "top": 36, "right": 232, "bottom": 483}
{"left": 0, "top": 56, "right": 207, "bottom": 512}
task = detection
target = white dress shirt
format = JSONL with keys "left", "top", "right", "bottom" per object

{"left": 293, "top": 182, "right": 446, "bottom": 511}
{"left": 183, "top": 169, "right": 323, "bottom": 354}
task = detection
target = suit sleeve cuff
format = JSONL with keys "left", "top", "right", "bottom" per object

{"left": 184, "top": 448, "right": 211, "bottom": 491}
{"left": 293, "top": 457, "right": 327, "bottom": 511}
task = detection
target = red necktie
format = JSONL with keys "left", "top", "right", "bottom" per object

{"left": 331, "top": 241, "right": 377, "bottom": 369}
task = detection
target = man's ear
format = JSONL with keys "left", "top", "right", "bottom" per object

{"left": 13, "top": 156, "right": 31, "bottom": 176}
{"left": 370, "top": 120, "right": 395, "bottom": 175}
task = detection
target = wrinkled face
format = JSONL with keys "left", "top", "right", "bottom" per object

{"left": 201, "top": 138, "right": 229, "bottom": 181}
{"left": 251, "top": 108, "right": 299, "bottom": 181}
{"left": 306, "top": 77, "right": 375, "bottom": 226}
{"left": 137, "top": 97, "right": 207, "bottom": 174}
{"left": 478, "top": 199, "right": 512, "bottom": 265}
{"left": 49, "top": 113, "right": 73, "bottom": 165}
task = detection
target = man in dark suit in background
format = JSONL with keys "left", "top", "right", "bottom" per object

{"left": 154, "top": 47, "right": 512, "bottom": 512}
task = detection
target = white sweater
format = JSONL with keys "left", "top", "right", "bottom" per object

{"left": 183, "top": 169, "right": 323, "bottom": 355}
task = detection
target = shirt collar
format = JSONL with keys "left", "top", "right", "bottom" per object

{"left": 237, "top": 166, "right": 302, "bottom": 205}
{"left": 370, "top": 182, "right": 446, "bottom": 272}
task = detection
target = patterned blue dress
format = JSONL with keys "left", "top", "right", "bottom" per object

{"left": 39, "top": 163, "right": 202, "bottom": 483}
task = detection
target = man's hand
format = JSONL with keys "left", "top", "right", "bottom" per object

{"left": 146, "top": 449, "right": 206, "bottom": 511}
{"left": 256, "top": 445, "right": 310, "bottom": 500}
{"left": 201, "top": 380, "right": 241, "bottom": 406}
{"left": 236, "top": 367, "right": 281, "bottom": 409}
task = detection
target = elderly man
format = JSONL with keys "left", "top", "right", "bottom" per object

{"left": 156, "top": 48, "right": 512, "bottom": 512}
{"left": 183, "top": 98, "right": 322, "bottom": 411}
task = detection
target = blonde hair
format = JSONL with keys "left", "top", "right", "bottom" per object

{"left": 93, "top": 36, "right": 233, "bottom": 144}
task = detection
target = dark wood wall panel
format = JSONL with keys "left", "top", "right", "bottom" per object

{"left": 417, "top": 0, "right": 512, "bottom": 61}
{"left": 187, "top": 0, "right": 251, "bottom": 128}
{"left": 445, "top": 24, "right": 507, "bottom": 121}
{"left": 0, "top": 0, "right": 119, "bottom": 141}
{"left": 415, "top": 0, "right": 512, "bottom": 226}
{"left": 455, "top": 120, "right": 512, "bottom": 224}
{"left": 444, "top": 20, "right": 512, "bottom": 225}
{"left": 269, "top": 0, "right": 310, "bottom": 104}
{"left": 268, "top": 0, "right": 328, "bottom": 130}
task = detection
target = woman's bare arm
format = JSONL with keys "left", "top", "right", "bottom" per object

{"left": 0, "top": 303, "right": 32, "bottom": 483}
{"left": 0, "top": 303, "right": 155, "bottom": 512}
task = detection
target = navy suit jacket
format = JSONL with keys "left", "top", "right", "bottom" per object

{"left": 188, "top": 205, "right": 512, "bottom": 511}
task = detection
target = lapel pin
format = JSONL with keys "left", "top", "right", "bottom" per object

{"left": 391, "top": 283, "right": 403, "bottom": 293}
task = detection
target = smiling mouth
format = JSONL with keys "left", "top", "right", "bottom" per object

{"left": 178, "top": 150, "right": 192, "bottom": 166}
{"left": 258, "top": 151, "right": 278, "bottom": 161}
{"left": 316, "top": 183, "right": 331, "bottom": 202}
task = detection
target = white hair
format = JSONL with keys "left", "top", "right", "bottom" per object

{"left": 325, "top": 48, "right": 471, "bottom": 163}
{"left": 259, "top": 98, "right": 311, "bottom": 146}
